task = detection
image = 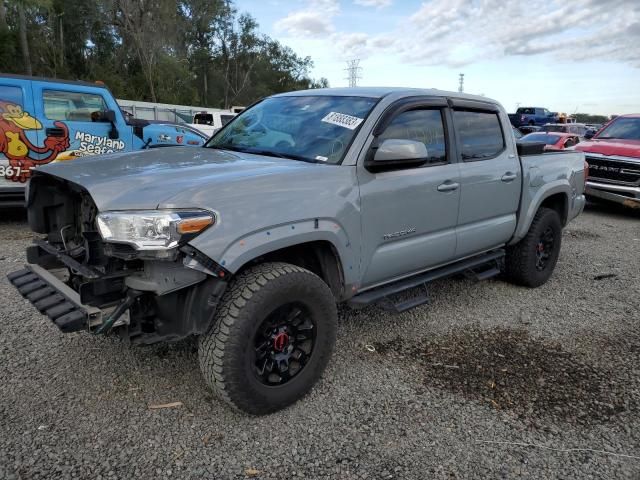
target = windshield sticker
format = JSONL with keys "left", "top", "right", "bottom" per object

{"left": 321, "top": 112, "right": 364, "bottom": 130}
{"left": 315, "top": 155, "right": 328, "bottom": 162}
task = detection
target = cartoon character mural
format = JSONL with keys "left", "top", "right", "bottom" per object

{"left": 0, "top": 101, "right": 70, "bottom": 182}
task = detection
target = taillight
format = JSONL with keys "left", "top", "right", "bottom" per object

{"left": 584, "top": 160, "right": 589, "bottom": 186}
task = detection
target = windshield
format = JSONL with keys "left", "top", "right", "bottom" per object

{"left": 596, "top": 117, "right": 640, "bottom": 140}
{"left": 520, "top": 133, "right": 561, "bottom": 145}
{"left": 207, "top": 95, "right": 378, "bottom": 164}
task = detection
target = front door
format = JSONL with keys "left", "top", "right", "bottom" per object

{"left": 450, "top": 105, "right": 521, "bottom": 257}
{"left": 358, "top": 104, "right": 461, "bottom": 288}
{"left": 31, "top": 81, "right": 129, "bottom": 171}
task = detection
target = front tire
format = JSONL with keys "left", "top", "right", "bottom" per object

{"left": 505, "top": 208, "right": 562, "bottom": 287}
{"left": 199, "top": 262, "right": 337, "bottom": 414}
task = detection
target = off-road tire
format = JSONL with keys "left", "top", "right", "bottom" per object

{"left": 199, "top": 262, "right": 337, "bottom": 414}
{"left": 505, "top": 207, "right": 562, "bottom": 287}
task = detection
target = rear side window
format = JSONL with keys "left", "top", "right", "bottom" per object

{"left": 378, "top": 109, "right": 447, "bottom": 165}
{"left": 0, "top": 85, "right": 24, "bottom": 107}
{"left": 454, "top": 110, "right": 505, "bottom": 160}
{"left": 43, "top": 90, "right": 107, "bottom": 122}
{"left": 194, "top": 113, "right": 213, "bottom": 125}
{"left": 220, "top": 114, "right": 235, "bottom": 126}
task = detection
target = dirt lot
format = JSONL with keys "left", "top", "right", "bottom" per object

{"left": 1, "top": 203, "right": 639, "bottom": 479}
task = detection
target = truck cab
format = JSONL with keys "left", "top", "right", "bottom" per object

{"left": 0, "top": 74, "right": 207, "bottom": 207}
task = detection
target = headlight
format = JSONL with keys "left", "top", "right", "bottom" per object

{"left": 96, "top": 210, "right": 215, "bottom": 250}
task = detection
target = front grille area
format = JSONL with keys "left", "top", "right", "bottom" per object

{"left": 586, "top": 156, "right": 640, "bottom": 185}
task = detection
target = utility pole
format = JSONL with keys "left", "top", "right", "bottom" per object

{"left": 458, "top": 73, "right": 465, "bottom": 93}
{"left": 345, "top": 59, "right": 362, "bottom": 87}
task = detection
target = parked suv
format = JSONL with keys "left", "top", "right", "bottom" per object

{"left": 8, "top": 88, "right": 586, "bottom": 414}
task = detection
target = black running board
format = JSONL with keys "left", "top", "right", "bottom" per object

{"left": 348, "top": 249, "right": 505, "bottom": 312}
{"left": 7, "top": 265, "right": 103, "bottom": 332}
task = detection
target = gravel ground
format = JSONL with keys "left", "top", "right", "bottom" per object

{"left": 1, "top": 203, "right": 639, "bottom": 479}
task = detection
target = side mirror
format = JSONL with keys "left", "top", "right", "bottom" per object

{"left": 365, "top": 139, "right": 428, "bottom": 172}
{"left": 101, "top": 109, "right": 119, "bottom": 140}
{"left": 584, "top": 131, "right": 594, "bottom": 140}
{"left": 103, "top": 109, "right": 117, "bottom": 123}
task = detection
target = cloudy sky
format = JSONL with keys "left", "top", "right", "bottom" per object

{"left": 236, "top": 0, "right": 640, "bottom": 115}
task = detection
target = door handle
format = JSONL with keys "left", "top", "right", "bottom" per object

{"left": 501, "top": 172, "right": 517, "bottom": 182}
{"left": 437, "top": 181, "right": 460, "bottom": 192}
{"left": 45, "top": 127, "right": 66, "bottom": 137}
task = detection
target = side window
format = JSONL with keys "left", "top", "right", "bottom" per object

{"left": 453, "top": 110, "right": 505, "bottom": 161}
{"left": 43, "top": 90, "right": 107, "bottom": 122}
{"left": 220, "top": 114, "right": 235, "bottom": 126}
{"left": 0, "top": 85, "right": 24, "bottom": 107}
{"left": 378, "top": 109, "right": 447, "bottom": 165}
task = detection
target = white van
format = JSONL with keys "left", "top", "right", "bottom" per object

{"left": 188, "top": 111, "right": 238, "bottom": 138}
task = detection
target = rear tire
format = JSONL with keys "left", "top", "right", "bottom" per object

{"left": 505, "top": 208, "right": 562, "bottom": 287}
{"left": 199, "top": 262, "right": 337, "bottom": 414}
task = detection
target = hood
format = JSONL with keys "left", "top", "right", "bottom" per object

{"left": 35, "top": 147, "right": 320, "bottom": 210}
{"left": 576, "top": 138, "right": 640, "bottom": 158}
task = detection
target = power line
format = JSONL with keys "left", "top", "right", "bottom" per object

{"left": 345, "top": 59, "right": 362, "bottom": 87}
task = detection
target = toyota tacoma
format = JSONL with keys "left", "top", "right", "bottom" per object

{"left": 8, "top": 88, "right": 587, "bottom": 414}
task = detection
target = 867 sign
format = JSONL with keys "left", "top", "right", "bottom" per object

{"left": 0, "top": 166, "right": 24, "bottom": 177}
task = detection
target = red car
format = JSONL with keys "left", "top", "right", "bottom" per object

{"left": 575, "top": 114, "right": 640, "bottom": 207}
{"left": 519, "top": 132, "right": 580, "bottom": 151}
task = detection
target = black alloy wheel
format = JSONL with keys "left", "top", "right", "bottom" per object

{"left": 504, "top": 207, "right": 563, "bottom": 288}
{"left": 535, "top": 227, "right": 555, "bottom": 271}
{"left": 253, "top": 303, "right": 316, "bottom": 385}
{"left": 199, "top": 262, "right": 337, "bottom": 414}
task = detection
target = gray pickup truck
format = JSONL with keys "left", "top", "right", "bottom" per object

{"left": 8, "top": 87, "right": 586, "bottom": 414}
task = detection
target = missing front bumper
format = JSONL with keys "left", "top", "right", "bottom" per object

{"left": 7, "top": 264, "right": 103, "bottom": 333}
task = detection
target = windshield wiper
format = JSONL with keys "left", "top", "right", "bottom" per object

{"left": 212, "top": 144, "right": 319, "bottom": 163}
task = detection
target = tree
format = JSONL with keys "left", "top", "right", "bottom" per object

{"left": 17, "top": 0, "right": 32, "bottom": 75}
{"left": 1, "top": 0, "right": 328, "bottom": 107}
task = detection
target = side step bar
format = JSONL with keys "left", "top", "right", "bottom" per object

{"left": 7, "top": 265, "right": 102, "bottom": 333}
{"left": 348, "top": 249, "right": 505, "bottom": 312}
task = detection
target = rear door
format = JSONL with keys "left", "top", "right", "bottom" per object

{"left": 450, "top": 100, "right": 521, "bottom": 257}
{"left": 0, "top": 78, "right": 37, "bottom": 204}
{"left": 358, "top": 98, "right": 461, "bottom": 288}
{"left": 31, "top": 81, "right": 130, "bottom": 165}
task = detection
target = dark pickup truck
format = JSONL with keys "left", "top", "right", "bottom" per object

{"left": 509, "top": 107, "right": 558, "bottom": 127}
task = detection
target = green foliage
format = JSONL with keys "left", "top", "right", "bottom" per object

{"left": 1, "top": 0, "right": 327, "bottom": 107}
{"left": 573, "top": 113, "right": 610, "bottom": 124}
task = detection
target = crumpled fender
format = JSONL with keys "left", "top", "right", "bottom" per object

{"left": 213, "top": 218, "right": 358, "bottom": 285}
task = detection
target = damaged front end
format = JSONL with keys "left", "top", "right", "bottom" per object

{"left": 7, "top": 174, "right": 228, "bottom": 344}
